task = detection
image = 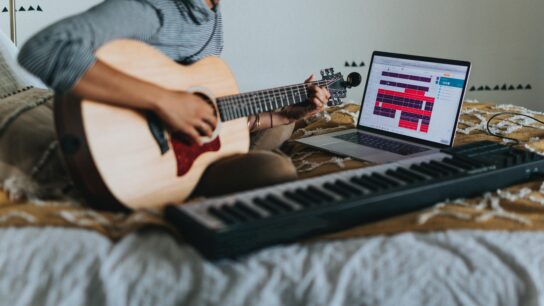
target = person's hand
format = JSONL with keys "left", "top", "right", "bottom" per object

{"left": 279, "top": 74, "right": 331, "bottom": 122}
{"left": 153, "top": 90, "right": 217, "bottom": 145}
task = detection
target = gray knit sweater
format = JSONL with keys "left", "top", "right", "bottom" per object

{"left": 18, "top": 0, "right": 223, "bottom": 94}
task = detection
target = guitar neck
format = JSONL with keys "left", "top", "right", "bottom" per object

{"left": 216, "top": 80, "right": 328, "bottom": 122}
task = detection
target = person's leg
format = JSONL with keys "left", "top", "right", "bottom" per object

{"left": 193, "top": 150, "right": 297, "bottom": 197}
{"left": 250, "top": 123, "right": 295, "bottom": 151}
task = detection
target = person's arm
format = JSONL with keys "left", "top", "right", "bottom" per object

{"left": 18, "top": 0, "right": 217, "bottom": 144}
{"left": 73, "top": 60, "right": 217, "bottom": 144}
{"left": 18, "top": 0, "right": 161, "bottom": 94}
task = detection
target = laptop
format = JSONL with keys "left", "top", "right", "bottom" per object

{"left": 297, "top": 51, "right": 471, "bottom": 163}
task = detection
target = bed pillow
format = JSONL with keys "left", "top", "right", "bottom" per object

{"left": 0, "top": 30, "right": 46, "bottom": 97}
{"left": 0, "top": 86, "right": 74, "bottom": 201}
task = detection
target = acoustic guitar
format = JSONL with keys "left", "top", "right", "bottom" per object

{"left": 55, "top": 40, "right": 361, "bottom": 211}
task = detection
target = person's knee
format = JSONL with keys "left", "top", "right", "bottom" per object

{"left": 247, "top": 151, "right": 297, "bottom": 183}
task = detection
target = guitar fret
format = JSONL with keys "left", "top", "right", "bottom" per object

{"left": 217, "top": 77, "right": 340, "bottom": 122}
{"left": 235, "top": 99, "right": 242, "bottom": 118}
{"left": 242, "top": 96, "right": 249, "bottom": 117}
{"left": 251, "top": 94, "right": 260, "bottom": 114}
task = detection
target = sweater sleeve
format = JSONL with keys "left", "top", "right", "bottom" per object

{"left": 17, "top": 0, "right": 162, "bottom": 94}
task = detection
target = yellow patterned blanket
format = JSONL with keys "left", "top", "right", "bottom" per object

{"left": 2, "top": 102, "right": 544, "bottom": 240}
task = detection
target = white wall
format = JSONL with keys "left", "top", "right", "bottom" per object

{"left": 221, "top": 0, "right": 544, "bottom": 110}
{"left": 1, "top": 0, "right": 543, "bottom": 110}
{"left": 0, "top": 0, "right": 102, "bottom": 42}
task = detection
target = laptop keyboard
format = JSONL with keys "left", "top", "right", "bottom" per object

{"left": 334, "top": 132, "right": 430, "bottom": 156}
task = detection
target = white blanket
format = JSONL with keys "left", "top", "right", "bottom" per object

{"left": 1, "top": 228, "right": 543, "bottom": 306}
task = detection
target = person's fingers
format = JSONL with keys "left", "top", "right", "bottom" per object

{"left": 183, "top": 125, "right": 202, "bottom": 145}
{"left": 305, "top": 74, "right": 316, "bottom": 83}
{"left": 203, "top": 113, "right": 218, "bottom": 130}
{"left": 314, "top": 88, "right": 329, "bottom": 104}
{"left": 311, "top": 98, "right": 323, "bottom": 109}
{"left": 195, "top": 120, "right": 214, "bottom": 137}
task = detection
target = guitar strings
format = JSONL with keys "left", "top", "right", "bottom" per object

{"left": 216, "top": 79, "right": 341, "bottom": 119}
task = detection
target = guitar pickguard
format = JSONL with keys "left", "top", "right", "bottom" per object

{"left": 171, "top": 133, "right": 221, "bottom": 177}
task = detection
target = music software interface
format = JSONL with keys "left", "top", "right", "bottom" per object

{"left": 359, "top": 56, "right": 468, "bottom": 146}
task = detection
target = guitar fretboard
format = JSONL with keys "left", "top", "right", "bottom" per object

{"left": 216, "top": 80, "right": 328, "bottom": 121}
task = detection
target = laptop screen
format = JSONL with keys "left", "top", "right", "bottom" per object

{"left": 358, "top": 53, "right": 470, "bottom": 147}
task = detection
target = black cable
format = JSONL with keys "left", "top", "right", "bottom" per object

{"left": 486, "top": 112, "right": 544, "bottom": 145}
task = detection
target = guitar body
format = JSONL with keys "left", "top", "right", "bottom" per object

{"left": 55, "top": 40, "right": 249, "bottom": 210}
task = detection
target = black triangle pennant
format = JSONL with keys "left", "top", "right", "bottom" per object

{"left": 37, "top": 5, "right": 43, "bottom": 11}
{"left": 2, "top": 7, "right": 7, "bottom": 13}
{"left": 19, "top": 6, "right": 25, "bottom": 11}
{"left": 28, "top": 6, "right": 35, "bottom": 11}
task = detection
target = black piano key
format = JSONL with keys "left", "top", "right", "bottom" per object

{"left": 453, "top": 155, "right": 484, "bottom": 168}
{"left": 422, "top": 162, "right": 450, "bottom": 176}
{"left": 397, "top": 167, "right": 426, "bottom": 181}
{"left": 254, "top": 198, "right": 282, "bottom": 214}
{"left": 350, "top": 176, "right": 381, "bottom": 192}
{"left": 410, "top": 164, "right": 441, "bottom": 178}
{"left": 371, "top": 173, "right": 400, "bottom": 187}
{"left": 208, "top": 206, "right": 237, "bottom": 225}
{"left": 443, "top": 158, "right": 473, "bottom": 170}
{"left": 233, "top": 201, "right": 263, "bottom": 219}
{"left": 323, "top": 182, "right": 352, "bottom": 198}
{"left": 335, "top": 180, "right": 365, "bottom": 195}
{"left": 385, "top": 169, "right": 414, "bottom": 184}
{"left": 222, "top": 205, "right": 250, "bottom": 222}
{"left": 284, "top": 191, "right": 313, "bottom": 208}
{"left": 295, "top": 188, "right": 326, "bottom": 204}
{"left": 364, "top": 175, "right": 391, "bottom": 189}
{"left": 307, "top": 186, "right": 335, "bottom": 202}
{"left": 265, "top": 195, "right": 295, "bottom": 211}
{"left": 430, "top": 160, "right": 461, "bottom": 174}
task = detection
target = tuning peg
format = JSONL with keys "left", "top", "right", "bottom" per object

{"left": 320, "top": 70, "right": 325, "bottom": 77}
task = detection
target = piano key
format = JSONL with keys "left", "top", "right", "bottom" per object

{"left": 295, "top": 188, "right": 326, "bottom": 204}
{"left": 371, "top": 173, "right": 400, "bottom": 187}
{"left": 221, "top": 205, "right": 250, "bottom": 222}
{"left": 350, "top": 176, "right": 381, "bottom": 192}
{"left": 335, "top": 180, "right": 365, "bottom": 195}
{"left": 410, "top": 164, "right": 441, "bottom": 178}
{"left": 443, "top": 157, "right": 473, "bottom": 170}
{"left": 254, "top": 198, "right": 282, "bottom": 214}
{"left": 363, "top": 175, "right": 391, "bottom": 189}
{"left": 385, "top": 169, "right": 414, "bottom": 184}
{"left": 233, "top": 201, "right": 263, "bottom": 219}
{"left": 430, "top": 160, "right": 461, "bottom": 174}
{"left": 323, "top": 182, "right": 353, "bottom": 198}
{"left": 208, "top": 207, "right": 237, "bottom": 225}
{"left": 397, "top": 167, "right": 427, "bottom": 181}
{"left": 284, "top": 191, "right": 313, "bottom": 208}
{"left": 266, "top": 195, "right": 295, "bottom": 211}
{"left": 453, "top": 155, "right": 485, "bottom": 168}
{"left": 422, "top": 162, "right": 451, "bottom": 176}
{"left": 307, "top": 186, "right": 335, "bottom": 202}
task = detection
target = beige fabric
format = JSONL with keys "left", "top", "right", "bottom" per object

{"left": 0, "top": 88, "right": 75, "bottom": 201}
{"left": 1, "top": 102, "right": 544, "bottom": 242}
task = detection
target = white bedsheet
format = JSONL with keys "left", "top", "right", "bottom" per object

{"left": 1, "top": 228, "right": 543, "bottom": 306}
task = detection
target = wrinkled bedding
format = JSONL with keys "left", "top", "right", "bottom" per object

{"left": 1, "top": 227, "right": 543, "bottom": 306}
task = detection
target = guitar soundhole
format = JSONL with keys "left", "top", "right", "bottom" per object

{"left": 171, "top": 132, "right": 221, "bottom": 177}
{"left": 193, "top": 92, "right": 218, "bottom": 117}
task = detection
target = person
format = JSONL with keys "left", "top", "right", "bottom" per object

{"left": 17, "top": 0, "right": 331, "bottom": 200}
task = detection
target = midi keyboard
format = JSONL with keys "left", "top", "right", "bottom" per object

{"left": 165, "top": 141, "right": 544, "bottom": 259}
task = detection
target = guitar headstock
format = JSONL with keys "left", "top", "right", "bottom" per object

{"left": 320, "top": 68, "right": 362, "bottom": 106}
